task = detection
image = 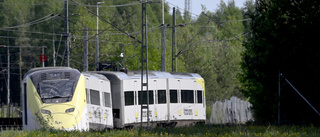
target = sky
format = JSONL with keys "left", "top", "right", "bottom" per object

{"left": 165, "top": 0, "right": 248, "bottom": 16}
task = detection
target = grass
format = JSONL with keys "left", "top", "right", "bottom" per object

{"left": 1, "top": 124, "right": 320, "bottom": 137}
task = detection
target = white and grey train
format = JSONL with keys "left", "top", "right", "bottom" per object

{"left": 22, "top": 67, "right": 205, "bottom": 131}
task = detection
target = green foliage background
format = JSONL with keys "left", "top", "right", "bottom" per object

{"left": 0, "top": 0, "right": 250, "bottom": 120}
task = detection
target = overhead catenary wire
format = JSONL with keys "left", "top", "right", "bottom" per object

{"left": 203, "top": 12, "right": 243, "bottom": 43}
{"left": 0, "top": 35, "right": 66, "bottom": 42}
{"left": 70, "top": 0, "right": 142, "bottom": 44}
{"left": 78, "top": 1, "right": 141, "bottom": 8}
{"left": 0, "top": 14, "right": 60, "bottom": 29}
{"left": 176, "top": 19, "right": 211, "bottom": 57}
{"left": 177, "top": 26, "right": 217, "bottom": 57}
{"left": 166, "top": 1, "right": 200, "bottom": 18}
{"left": 49, "top": 0, "right": 141, "bottom": 8}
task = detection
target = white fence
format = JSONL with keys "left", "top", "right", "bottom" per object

{"left": 210, "top": 96, "right": 254, "bottom": 124}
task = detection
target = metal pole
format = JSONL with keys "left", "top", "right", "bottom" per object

{"left": 64, "top": 0, "right": 70, "bottom": 67}
{"left": 172, "top": 7, "right": 176, "bottom": 72}
{"left": 19, "top": 46, "right": 22, "bottom": 113}
{"left": 145, "top": 1, "right": 149, "bottom": 127}
{"left": 7, "top": 31, "right": 10, "bottom": 117}
{"left": 162, "top": 0, "right": 164, "bottom": 24}
{"left": 53, "top": 21, "right": 56, "bottom": 67}
{"left": 83, "top": 28, "right": 88, "bottom": 72}
{"left": 95, "top": 2, "right": 101, "bottom": 71}
{"left": 278, "top": 70, "right": 280, "bottom": 125}
{"left": 141, "top": 1, "right": 145, "bottom": 127}
{"left": 161, "top": 0, "right": 166, "bottom": 71}
{"left": 161, "top": 27, "right": 166, "bottom": 71}
{"left": 66, "top": 0, "right": 70, "bottom": 67}
{"left": 42, "top": 47, "right": 45, "bottom": 67}
{"left": 141, "top": 0, "right": 149, "bottom": 127}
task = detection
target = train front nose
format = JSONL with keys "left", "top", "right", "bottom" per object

{"left": 38, "top": 105, "right": 80, "bottom": 130}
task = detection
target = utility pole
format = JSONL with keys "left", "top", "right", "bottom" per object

{"left": 160, "top": 0, "right": 166, "bottom": 71}
{"left": 172, "top": 7, "right": 177, "bottom": 72}
{"left": 278, "top": 70, "right": 281, "bottom": 125}
{"left": 53, "top": 21, "right": 56, "bottom": 67}
{"left": 96, "top": 2, "right": 103, "bottom": 71}
{"left": 83, "top": 28, "right": 88, "bottom": 72}
{"left": 141, "top": 0, "right": 150, "bottom": 128}
{"left": 7, "top": 31, "right": 10, "bottom": 117}
{"left": 64, "top": 0, "right": 70, "bottom": 67}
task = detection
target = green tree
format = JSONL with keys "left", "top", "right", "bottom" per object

{"left": 241, "top": 0, "right": 320, "bottom": 124}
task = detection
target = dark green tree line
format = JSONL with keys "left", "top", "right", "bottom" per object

{"left": 241, "top": 0, "right": 320, "bottom": 124}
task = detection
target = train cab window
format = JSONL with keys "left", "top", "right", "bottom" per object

{"left": 138, "top": 91, "right": 154, "bottom": 105}
{"left": 90, "top": 89, "right": 100, "bottom": 105}
{"left": 181, "top": 90, "right": 194, "bottom": 103}
{"left": 170, "top": 90, "right": 178, "bottom": 103}
{"left": 104, "top": 92, "right": 111, "bottom": 107}
{"left": 158, "top": 90, "right": 166, "bottom": 104}
{"left": 197, "top": 90, "right": 203, "bottom": 103}
{"left": 125, "top": 91, "right": 134, "bottom": 106}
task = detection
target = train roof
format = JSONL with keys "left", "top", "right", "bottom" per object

{"left": 23, "top": 67, "right": 76, "bottom": 79}
{"left": 90, "top": 71, "right": 203, "bottom": 80}
{"left": 82, "top": 72, "right": 110, "bottom": 82}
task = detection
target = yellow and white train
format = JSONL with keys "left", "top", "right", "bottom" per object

{"left": 22, "top": 67, "right": 205, "bottom": 130}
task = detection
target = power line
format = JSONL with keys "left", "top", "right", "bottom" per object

{"left": 0, "top": 35, "right": 66, "bottom": 42}
{"left": 166, "top": 1, "right": 199, "bottom": 18}
{"left": 78, "top": 1, "right": 141, "bottom": 8}
{"left": 70, "top": 0, "right": 142, "bottom": 44}
{"left": 0, "top": 28, "right": 62, "bottom": 36}
{"left": 0, "top": 14, "right": 59, "bottom": 29}
{"left": 203, "top": 13, "right": 243, "bottom": 43}
{"left": 0, "top": 2, "right": 51, "bottom": 5}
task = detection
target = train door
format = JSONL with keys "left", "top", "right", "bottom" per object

{"left": 178, "top": 79, "right": 182, "bottom": 119}
{"left": 193, "top": 80, "right": 197, "bottom": 120}
{"left": 156, "top": 79, "right": 168, "bottom": 122}
{"left": 153, "top": 80, "right": 158, "bottom": 121}
{"left": 134, "top": 80, "right": 139, "bottom": 123}
{"left": 101, "top": 80, "right": 113, "bottom": 128}
{"left": 86, "top": 77, "right": 103, "bottom": 129}
{"left": 85, "top": 77, "right": 91, "bottom": 124}
{"left": 168, "top": 79, "right": 180, "bottom": 121}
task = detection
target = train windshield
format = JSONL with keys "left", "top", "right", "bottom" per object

{"left": 30, "top": 69, "right": 81, "bottom": 103}
{"left": 40, "top": 80, "right": 74, "bottom": 99}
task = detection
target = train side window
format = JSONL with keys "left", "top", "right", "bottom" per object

{"left": 170, "top": 90, "right": 178, "bottom": 103}
{"left": 138, "top": 91, "right": 154, "bottom": 105}
{"left": 90, "top": 89, "right": 100, "bottom": 105}
{"left": 158, "top": 90, "right": 166, "bottom": 104}
{"left": 125, "top": 91, "right": 134, "bottom": 106}
{"left": 104, "top": 92, "right": 111, "bottom": 107}
{"left": 181, "top": 90, "right": 194, "bottom": 103}
{"left": 197, "top": 90, "right": 203, "bottom": 103}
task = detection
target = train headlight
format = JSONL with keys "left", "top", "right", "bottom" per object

{"left": 65, "top": 108, "right": 75, "bottom": 113}
{"left": 41, "top": 109, "right": 51, "bottom": 114}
